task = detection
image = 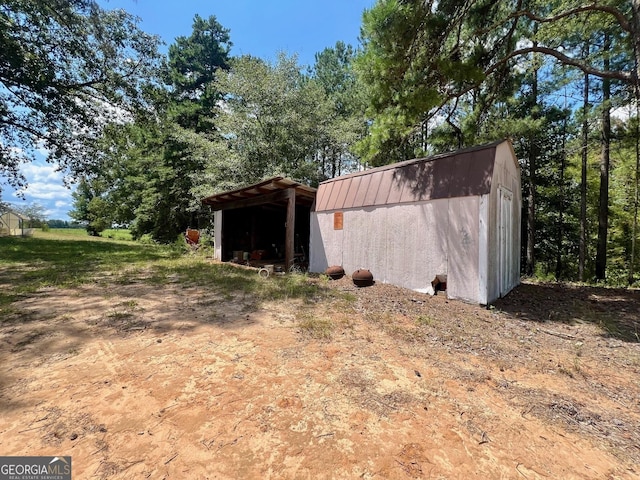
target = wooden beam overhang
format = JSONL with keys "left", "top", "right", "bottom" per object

{"left": 202, "top": 176, "right": 316, "bottom": 211}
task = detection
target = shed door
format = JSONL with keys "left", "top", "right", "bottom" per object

{"left": 499, "top": 187, "right": 513, "bottom": 296}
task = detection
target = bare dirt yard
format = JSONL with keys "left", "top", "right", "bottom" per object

{"left": 1, "top": 268, "right": 639, "bottom": 479}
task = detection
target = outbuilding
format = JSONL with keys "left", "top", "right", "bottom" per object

{"left": 309, "top": 139, "right": 521, "bottom": 304}
{"left": 202, "top": 177, "right": 317, "bottom": 271}
{"left": 0, "top": 209, "right": 31, "bottom": 237}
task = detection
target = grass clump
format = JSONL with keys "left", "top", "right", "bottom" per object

{"left": 298, "top": 315, "right": 334, "bottom": 340}
{"left": 416, "top": 314, "right": 435, "bottom": 327}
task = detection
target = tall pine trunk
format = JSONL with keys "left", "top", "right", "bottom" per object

{"left": 579, "top": 45, "right": 590, "bottom": 282}
{"left": 631, "top": 108, "right": 640, "bottom": 285}
{"left": 525, "top": 51, "right": 539, "bottom": 276}
{"left": 556, "top": 115, "right": 567, "bottom": 280}
{"left": 630, "top": 2, "right": 640, "bottom": 285}
{"left": 595, "top": 34, "right": 611, "bottom": 281}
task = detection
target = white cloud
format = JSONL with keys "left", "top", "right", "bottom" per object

{"left": 35, "top": 143, "right": 50, "bottom": 158}
{"left": 9, "top": 161, "right": 75, "bottom": 220}
{"left": 20, "top": 163, "right": 64, "bottom": 183}
{"left": 14, "top": 182, "right": 70, "bottom": 201}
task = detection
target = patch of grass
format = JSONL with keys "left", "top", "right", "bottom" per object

{"left": 42, "top": 228, "right": 89, "bottom": 238}
{"left": 298, "top": 316, "right": 334, "bottom": 339}
{"left": 0, "top": 234, "right": 177, "bottom": 293}
{"left": 0, "top": 292, "right": 17, "bottom": 307}
{"left": 107, "top": 300, "right": 141, "bottom": 321}
{"left": 102, "top": 229, "right": 133, "bottom": 241}
{"left": 416, "top": 314, "right": 435, "bottom": 327}
{"left": 107, "top": 309, "right": 134, "bottom": 321}
{"left": 0, "top": 304, "right": 18, "bottom": 322}
{"left": 340, "top": 292, "right": 357, "bottom": 303}
{"left": 41, "top": 228, "right": 133, "bottom": 242}
{"left": 148, "top": 258, "right": 337, "bottom": 304}
{"left": 0, "top": 234, "right": 340, "bottom": 319}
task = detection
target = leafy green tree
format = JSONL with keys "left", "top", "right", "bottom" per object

{"left": 606, "top": 115, "right": 640, "bottom": 284}
{"left": 71, "top": 15, "right": 232, "bottom": 243}
{"left": 0, "top": 0, "right": 161, "bottom": 192}
{"left": 195, "top": 53, "right": 330, "bottom": 198}
{"left": 47, "top": 219, "right": 75, "bottom": 228}
{"left": 311, "top": 42, "right": 367, "bottom": 177}
{"left": 69, "top": 177, "right": 112, "bottom": 235}
{"left": 355, "top": 0, "right": 636, "bottom": 166}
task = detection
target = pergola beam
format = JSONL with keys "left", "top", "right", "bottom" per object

{"left": 285, "top": 188, "right": 295, "bottom": 272}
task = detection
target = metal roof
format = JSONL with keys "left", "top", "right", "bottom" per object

{"left": 202, "top": 176, "right": 317, "bottom": 211}
{"left": 315, "top": 141, "right": 502, "bottom": 212}
{"left": 0, "top": 209, "right": 25, "bottom": 220}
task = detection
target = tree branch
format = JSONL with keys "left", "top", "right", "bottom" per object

{"left": 518, "top": 4, "right": 631, "bottom": 33}
{"left": 479, "top": 3, "right": 632, "bottom": 36}
{"left": 0, "top": 118, "right": 44, "bottom": 141}
{"left": 486, "top": 46, "right": 633, "bottom": 83}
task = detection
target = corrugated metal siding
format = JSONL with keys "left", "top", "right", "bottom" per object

{"left": 343, "top": 176, "right": 361, "bottom": 209}
{"left": 315, "top": 144, "right": 497, "bottom": 212}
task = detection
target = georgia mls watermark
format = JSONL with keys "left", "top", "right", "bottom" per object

{"left": 0, "top": 457, "right": 71, "bottom": 480}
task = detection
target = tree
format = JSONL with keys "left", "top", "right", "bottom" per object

{"left": 311, "top": 42, "right": 367, "bottom": 178}
{"left": 69, "top": 177, "right": 112, "bottom": 235}
{"left": 596, "top": 33, "right": 613, "bottom": 280}
{"left": 579, "top": 48, "right": 591, "bottom": 282}
{"left": 355, "top": 0, "right": 636, "bottom": 165}
{"left": 195, "top": 53, "right": 331, "bottom": 197}
{"left": 166, "top": 14, "right": 232, "bottom": 131}
{"left": 11, "top": 201, "right": 46, "bottom": 227}
{"left": 70, "top": 15, "right": 233, "bottom": 242}
{"left": 0, "top": 0, "right": 161, "bottom": 192}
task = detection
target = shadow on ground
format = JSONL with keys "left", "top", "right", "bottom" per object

{"left": 493, "top": 281, "right": 640, "bottom": 342}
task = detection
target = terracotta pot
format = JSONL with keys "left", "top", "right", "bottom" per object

{"left": 352, "top": 269, "right": 374, "bottom": 287}
{"left": 325, "top": 265, "right": 345, "bottom": 280}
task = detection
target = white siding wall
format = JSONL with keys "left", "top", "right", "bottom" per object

{"left": 478, "top": 194, "right": 490, "bottom": 305}
{"left": 486, "top": 142, "right": 522, "bottom": 302}
{"left": 447, "top": 196, "right": 480, "bottom": 301}
{"left": 310, "top": 196, "right": 482, "bottom": 302}
{"left": 213, "top": 210, "right": 223, "bottom": 261}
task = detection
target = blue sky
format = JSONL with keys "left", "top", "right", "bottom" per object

{"left": 4, "top": 0, "right": 374, "bottom": 221}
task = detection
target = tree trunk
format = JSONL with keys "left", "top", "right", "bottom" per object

{"left": 595, "top": 34, "right": 611, "bottom": 281}
{"left": 633, "top": 1, "right": 640, "bottom": 85}
{"left": 556, "top": 116, "right": 567, "bottom": 280}
{"left": 631, "top": 114, "right": 640, "bottom": 285}
{"left": 579, "top": 45, "right": 590, "bottom": 282}
{"left": 525, "top": 50, "right": 539, "bottom": 276}
{"left": 629, "top": 1, "right": 640, "bottom": 285}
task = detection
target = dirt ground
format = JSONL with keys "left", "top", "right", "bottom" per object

{"left": 1, "top": 268, "right": 639, "bottom": 479}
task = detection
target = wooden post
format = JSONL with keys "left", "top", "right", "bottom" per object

{"left": 285, "top": 188, "right": 296, "bottom": 272}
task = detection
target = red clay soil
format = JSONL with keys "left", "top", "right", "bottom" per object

{"left": 1, "top": 275, "right": 639, "bottom": 479}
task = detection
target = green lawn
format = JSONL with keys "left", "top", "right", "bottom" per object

{"left": 40, "top": 228, "right": 133, "bottom": 241}
{"left": 0, "top": 231, "right": 338, "bottom": 319}
{"left": 1, "top": 230, "right": 176, "bottom": 292}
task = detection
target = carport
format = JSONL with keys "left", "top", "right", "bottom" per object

{"left": 202, "top": 177, "right": 317, "bottom": 271}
